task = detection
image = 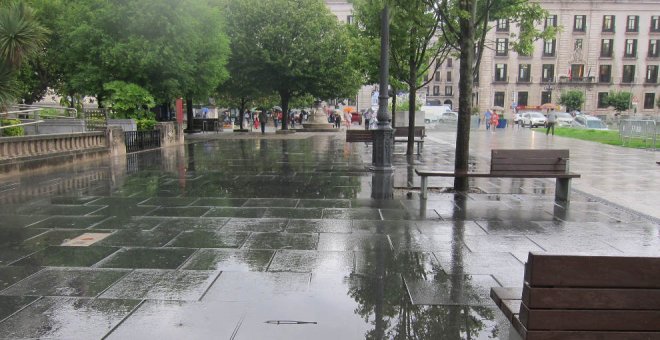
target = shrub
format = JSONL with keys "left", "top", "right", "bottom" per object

{"left": 0, "top": 119, "right": 25, "bottom": 136}
{"left": 136, "top": 119, "right": 157, "bottom": 131}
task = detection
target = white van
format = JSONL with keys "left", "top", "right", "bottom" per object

{"left": 422, "top": 105, "right": 451, "bottom": 123}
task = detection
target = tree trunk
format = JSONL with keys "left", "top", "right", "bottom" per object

{"left": 454, "top": 0, "right": 477, "bottom": 192}
{"left": 407, "top": 26, "right": 418, "bottom": 156}
{"left": 186, "top": 96, "right": 194, "bottom": 131}
{"left": 238, "top": 97, "right": 247, "bottom": 130}
{"left": 280, "top": 91, "right": 290, "bottom": 131}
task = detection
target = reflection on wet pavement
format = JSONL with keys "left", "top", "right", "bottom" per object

{"left": 0, "top": 131, "right": 657, "bottom": 339}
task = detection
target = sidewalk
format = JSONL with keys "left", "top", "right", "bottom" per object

{"left": 0, "top": 128, "right": 657, "bottom": 339}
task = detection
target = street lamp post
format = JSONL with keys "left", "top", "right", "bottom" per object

{"left": 371, "top": 5, "right": 394, "bottom": 172}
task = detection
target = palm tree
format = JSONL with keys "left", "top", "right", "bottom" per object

{"left": 0, "top": 1, "right": 48, "bottom": 107}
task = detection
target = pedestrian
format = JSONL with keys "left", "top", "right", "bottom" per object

{"left": 258, "top": 110, "right": 268, "bottom": 134}
{"left": 546, "top": 109, "right": 557, "bottom": 135}
{"left": 484, "top": 109, "right": 493, "bottom": 130}
{"left": 254, "top": 113, "right": 260, "bottom": 130}
{"left": 334, "top": 112, "right": 341, "bottom": 128}
{"left": 344, "top": 111, "right": 352, "bottom": 129}
{"left": 490, "top": 111, "right": 499, "bottom": 131}
{"left": 364, "top": 109, "right": 372, "bottom": 130}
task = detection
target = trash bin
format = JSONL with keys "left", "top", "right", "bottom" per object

{"left": 497, "top": 119, "right": 507, "bottom": 128}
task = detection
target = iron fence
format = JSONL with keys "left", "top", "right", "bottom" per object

{"left": 84, "top": 109, "right": 108, "bottom": 131}
{"left": 619, "top": 120, "right": 657, "bottom": 149}
{"left": 125, "top": 130, "right": 161, "bottom": 153}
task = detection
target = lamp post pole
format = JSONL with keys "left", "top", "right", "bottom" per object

{"left": 372, "top": 5, "right": 394, "bottom": 172}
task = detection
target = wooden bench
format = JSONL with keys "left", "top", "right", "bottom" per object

{"left": 345, "top": 129, "right": 424, "bottom": 155}
{"left": 394, "top": 126, "right": 425, "bottom": 139}
{"left": 491, "top": 253, "right": 660, "bottom": 340}
{"left": 415, "top": 149, "right": 580, "bottom": 202}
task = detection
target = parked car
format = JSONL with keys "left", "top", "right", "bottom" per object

{"left": 554, "top": 112, "right": 574, "bottom": 127}
{"left": 520, "top": 112, "right": 547, "bottom": 128}
{"left": 350, "top": 112, "right": 362, "bottom": 125}
{"left": 572, "top": 115, "right": 608, "bottom": 130}
{"left": 439, "top": 111, "right": 458, "bottom": 123}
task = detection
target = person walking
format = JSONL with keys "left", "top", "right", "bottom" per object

{"left": 546, "top": 109, "right": 557, "bottom": 135}
{"left": 484, "top": 109, "right": 493, "bottom": 130}
{"left": 258, "top": 110, "right": 268, "bottom": 134}
{"left": 490, "top": 111, "right": 499, "bottom": 132}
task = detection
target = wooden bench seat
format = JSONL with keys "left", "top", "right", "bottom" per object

{"left": 491, "top": 253, "right": 660, "bottom": 340}
{"left": 415, "top": 149, "right": 581, "bottom": 202}
{"left": 345, "top": 129, "right": 424, "bottom": 155}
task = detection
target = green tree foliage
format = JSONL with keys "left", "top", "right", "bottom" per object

{"left": 224, "top": 0, "right": 361, "bottom": 130}
{"left": 0, "top": 118, "right": 24, "bottom": 136}
{"left": 559, "top": 90, "right": 585, "bottom": 112}
{"left": 103, "top": 81, "right": 155, "bottom": 120}
{"left": 0, "top": 1, "right": 48, "bottom": 107}
{"left": 605, "top": 91, "right": 632, "bottom": 113}
{"left": 434, "top": 0, "right": 554, "bottom": 191}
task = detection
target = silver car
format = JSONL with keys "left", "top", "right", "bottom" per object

{"left": 521, "top": 112, "right": 547, "bottom": 128}
{"left": 572, "top": 115, "right": 608, "bottom": 130}
{"left": 554, "top": 112, "right": 574, "bottom": 127}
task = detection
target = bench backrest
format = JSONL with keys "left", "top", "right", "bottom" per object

{"left": 490, "top": 149, "right": 569, "bottom": 175}
{"left": 345, "top": 130, "right": 374, "bottom": 142}
{"left": 394, "top": 126, "right": 425, "bottom": 138}
{"left": 519, "top": 253, "right": 660, "bottom": 333}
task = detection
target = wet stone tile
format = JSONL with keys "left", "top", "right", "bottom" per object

{"left": 156, "top": 217, "right": 229, "bottom": 230}
{"left": 0, "top": 228, "right": 46, "bottom": 247}
{"left": 322, "top": 208, "right": 382, "bottom": 220}
{"left": 191, "top": 197, "right": 248, "bottom": 207}
{"left": 268, "top": 250, "right": 354, "bottom": 273}
{"left": 0, "top": 295, "right": 38, "bottom": 320}
{"left": 297, "top": 199, "right": 350, "bottom": 208}
{"left": 202, "top": 272, "right": 311, "bottom": 302}
{"left": 352, "top": 220, "right": 418, "bottom": 234}
{"left": 100, "top": 269, "right": 219, "bottom": 301}
{"left": 50, "top": 196, "right": 100, "bottom": 205}
{"left": 602, "top": 236, "right": 660, "bottom": 256}
{"left": 415, "top": 220, "right": 487, "bottom": 236}
{"left": 285, "top": 219, "right": 352, "bottom": 233}
{"left": 317, "top": 234, "right": 390, "bottom": 252}
{"left": 93, "top": 205, "right": 157, "bottom": 217}
{"left": 89, "top": 196, "right": 151, "bottom": 206}
{"left": 147, "top": 207, "right": 210, "bottom": 217}
{"left": 18, "top": 205, "right": 103, "bottom": 216}
{"left": 433, "top": 251, "right": 525, "bottom": 287}
{"left": 404, "top": 273, "right": 499, "bottom": 306}
{"left": 91, "top": 216, "right": 164, "bottom": 230}
{"left": 262, "top": 207, "right": 323, "bottom": 219}
{"left": 182, "top": 249, "right": 274, "bottom": 271}
{"left": 139, "top": 197, "right": 198, "bottom": 207}
{"left": 97, "top": 248, "right": 197, "bottom": 269}
{"left": 0, "top": 266, "right": 42, "bottom": 290}
{"left": 475, "top": 220, "right": 550, "bottom": 235}
{"left": 527, "top": 235, "right": 622, "bottom": 255}
{"left": 351, "top": 199, "right": 404, "bottom": 209}
{"left": 220, "top": 218, "right": 287, "bottom": 233}
{"left": 11, "top": 246, "right": 119, "bottom": 267}
{"left": 205, "top": 207, "right": 266, "bottom": 218}
{"left": 168, "top": 230, "right": 249, "bottom": 248}
{"left": 97, "top": 229, "right": 181, "bottom": 247}
{"left": 0, "top": 297, "right": 139, "bottom": 339}
{"left": 105, "top": 300, "right": 248, "bottom": 340}
{"left": 21, "top": 230, "right": 89, "bottom": 251}
{"left": 242, "top": 233, "right": 318, "bottom": 250}
{"left": 463, "top": 235, "right": 546, "bottom": 254}
{"left": 0, "top": 247, "right": 36, "bottom": 266}
{"left": 244, "top": 198, "right": 299, "bottom": 207}
{"left": 26, "top": 215, "right": 107, "bottom": 229}
{"left": 0, "top": 268, "right": 129, "bottom": 297}
{"left": 0, "top": 215, "right": 49, "bottom": 228}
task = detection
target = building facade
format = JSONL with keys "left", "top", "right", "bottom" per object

{"left": 425, "top": 0, "right": 660, "bottom": 116}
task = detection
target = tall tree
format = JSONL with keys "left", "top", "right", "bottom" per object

{"left": 559, "top": 90, "right": 586, "bottom": 112}
{"left": 433, "top": 0, "right": 555, "bottom": 191}
{"left": 224, "top": 0, "right": 361, "bottom": 130}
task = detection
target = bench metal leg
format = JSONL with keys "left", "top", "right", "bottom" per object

{"left": 555, "top": 178, "right": 571, "bottom": 203}
{"left": 420, "top": 176, "right": 428, "bottom": 200}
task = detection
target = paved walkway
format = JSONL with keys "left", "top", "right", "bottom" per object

{"left": 0, "top": 125, "right": 657, "bottom": 339}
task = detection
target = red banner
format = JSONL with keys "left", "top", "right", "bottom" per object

{"left": 176, "top": 98, "right": 183, "bottom": 124}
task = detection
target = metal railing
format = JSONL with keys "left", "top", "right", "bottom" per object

{"left": 619, "top": 120, "right": 657, "bottom": 149}
{"left": 124, "top": 130, "right": 161, "bottom": 153}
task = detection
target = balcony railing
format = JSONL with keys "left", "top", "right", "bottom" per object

{"left": 558, "top": 76, "right": 596, "bottom": 84}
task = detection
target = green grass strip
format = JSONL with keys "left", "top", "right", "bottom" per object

{"left": 532, "top": 127, "right": 656, "bottom": 148}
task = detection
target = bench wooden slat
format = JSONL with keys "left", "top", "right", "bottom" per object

{"left": 520, "top": 305, "right": 660, "bottom": 331}
{"left": 394, "top": 126, "right": 425, "bottom": 138}
{"left": 523, "top": 330, "right": 660, "bottom": 340}
{"left": 491, "top": 165, "right": 568, "bottom": 173}
{"left": 346, "top": 130, "right": 374, "bottom": 142}
{"left": 523, "top": 285, "right": 660, "bottom": 310}
{"left": 415, "top": 170, "right": 580, "bottom": 179}
{"left": 492, "top": 149, "right": 569, "bottom": 159}
{"left": 525, "top": 253, "right": 660, "bottom": 288}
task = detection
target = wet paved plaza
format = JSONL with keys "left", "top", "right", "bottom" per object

{"left": 0, "top": 125, "right": 658, "bottom": 339}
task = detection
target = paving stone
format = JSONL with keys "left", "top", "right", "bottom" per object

{"left": 100, "top": 269, "right": 219, "bottom": 301}
{"left": 0, "top": 295, "right": 38, "bottom": 321}
{"left": 91, "top": 216, "right": 164, "bottom": 230}
{"left": 168, "top": 230, "right": 249, "bottom": 248}
{"left": 262, "top": 207, "right": 323, "bottom": 219}
{"left": 297, "top": 199, "right": 350, "bottom": 208}
{"left": 139, "top": 197, "right": 198, "bottom": 207}
{"left": 0, "top": 215, "right": 50, "bottom": 228}
{"left": 97, "top": 229, "right": 181, "bottom": 247}
{"left": 202, "top": 272, "right": 311, "bottom": 302}
{"left": 0, "top": 266, "right": 42, "bottom": 290}
{"left": 147, "top": 207, "right": 210, "bottom": 217}
{"left": 156, "top": 217, "right": 229, "bottom": 230}
{"left": 322, "top": 208, "right": 382, "bottom": 220}
{"left": 11, "top": 246, "right": 119, "bottom": 267}
{"left": 285, "top": 219, "right": 352, "bottom": 233}
{"left": 97, "top": 247, "right": 197, "bottom": 269}
{"left": 404, "top": 273, "right": 499, "bottom": 306}
{"left": 242, "top": 233, "right": 318, "bottom": 250}
{"left": 22, "top": 230, "right": 91, "bottom": 250}
{"left": 182, "top": 249, "right": 274, "bottom": 271}
{"left": 244, "top": 198, "right": 299, "bottom": 207}
{"left": 268, "top": 250, "right": 354, "bottom": 273}
{"left": 0, "top": 268, "right": 129, "bottom": 297}
{"left": 191, "top": 197, "right": 248, "bottom": 207}
{"left": 221, "top": 218, "right": 287, "bottom": 233}
{"left": 318, "top": 234, "right": 391, "bottom": 252}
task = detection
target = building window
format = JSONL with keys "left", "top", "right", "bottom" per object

{"left": 646, "top": 65, "right": 659, "bottom": 83}
{"left": 649, "top": 40, "right": 660, "bottom": 57}
{"left": 496, "top": 38, "right": 508, "bottom": 56}
{"left": 447, "top": 58, "right": 453, "bottom": 67}
{"left": 518, "top": 92, "right": 529, "bottom": 106}
{"left": 518, "top": 64, "right": 531, "bottom": 82}
{"left": 444, "top": 86, "right": 453, "bottom": 96}
{"left": 347, "top": 15, "right": 354, "bottom": 24}
{"left": 624, "top": 39, "right": 637, "bottom": 58}
{"left": 541, "top": 91, "right": 552, "bottom": 104}
{"left": 652, "top": 16, "right": 660, "bottom": 32}
{"left": 597, "top": 92, "right": 609, "bottom": 108}
{"left": 446, "top": 71, "right": 452, "bottom": 82}
{"left": 570, "top": 64, "right": 585, "bottom": 80}
{"left": 496, "top": 19, "right": 509, "bottom": 32}
{"left": 644, "top": 93, "right": 656, "bottom": 109}
{"left": 473, "top": 70, "right": 479, "bottom": 84}
{"left": 494, "top": 92, "right": 505, "bottom": 107}
{"left": 602, "top": 15, "right": 615, "bottom": 32}
{"left": 622, "top": 65, "right": 635, "bottom": 83}
{"left": 495, "top": 64, "right": 507, "bottom": 82}
{"left": 574, "top": 15, "right": 587, "bottom": 32}
{"left": 545, "top": 15, "right": 557, "bottom": 28}
{"left": 600, "top": 39, "right": 613, "bottom": 57}
{"left": 627, "top": 15, "right": 639, "bottom": 32}
{"left": 423, "top": 74, "right": 428, "bottom": 82}
{"left": 543, "top": 39, "right": 556, "bottom": 57}
{"left": 426, "top": 87, "right": 430, "bottom": 96}
{"left": 599, "top": 65, "right": 612, "bottom": 83}
{"left": 433, "top": 86, "right": 440, "bottom": 96}
{"left": 434, "top": 72, "right": 440, "bottom": 81}
{"left": 542, "top": 64, "right": 555, "bottom": 82}
{"left": 574, "top": 39, "right": 583, "bottom": 51}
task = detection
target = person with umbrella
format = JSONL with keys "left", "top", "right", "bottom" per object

{"left": 484, "top": 109, "right": 493, "bottom": 130}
